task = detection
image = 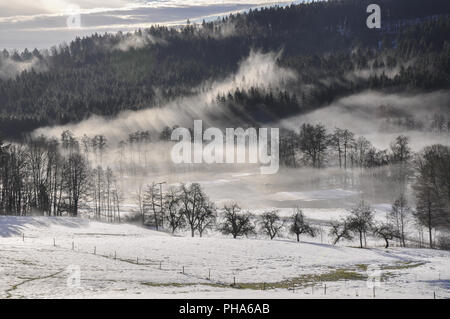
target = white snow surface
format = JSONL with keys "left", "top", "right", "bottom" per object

{"left": 268, "top": 189, "right": 361, "bottom": 202}
{"left": 0, "top": 216, "right": 449, "bottom": 299}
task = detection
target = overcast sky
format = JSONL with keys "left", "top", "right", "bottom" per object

{"left": 0, "top": 0, "right": 305, "bottom": 50}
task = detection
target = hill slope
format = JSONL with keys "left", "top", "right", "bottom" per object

{"left": 0, "top": 216, "right": 449, "bottom": 298}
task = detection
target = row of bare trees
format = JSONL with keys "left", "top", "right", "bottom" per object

{"left": 280, "top": 124, "right": 413, "bottom": 171}
{"left": 0, "top": 131, "right": 123, "bottom": 220}
{"left": 0, "top": 133, "right": 90, "bottom": 216}
{"left": 134, "top": 182, "right": 318, "bottom": 240}
{"left": 220, "top": 196, "right": 446, "bottom": 249}
{"left": 133, "top": 174, "right": 449, "bottom": 249}
{"left": 136, "top": 183, "right": 216, "bottom": 237}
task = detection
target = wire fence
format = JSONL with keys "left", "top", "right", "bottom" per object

{"left": 11, "top": 232, "right": 448, "bottom": 299}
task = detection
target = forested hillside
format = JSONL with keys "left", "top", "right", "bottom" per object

{"left": 1, "top": 0, "right": 450, "bottom": 137}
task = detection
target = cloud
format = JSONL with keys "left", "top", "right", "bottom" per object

{"left": 113, "top": 32, "right": 166, "bottom": 51}
{"left": 0, "top": 56, "right": 48, "bottom": 79}
{"left": 0, "top": 1, "right": 299, "bottom": 49}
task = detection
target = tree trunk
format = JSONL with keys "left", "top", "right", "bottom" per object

{"left": 429, "top": 225, "right": 433, "bottom": 249}
{"left": 428, "top": 204, "right": 433, "bottom": 248}
{"left": 384, "top": 238, "right": 389, "bottom": 249}
{"left": 296, "top": 234, "right": 300, "bottom": 242}
{"left": 359, "top": 232, "right": 363, "bottom": 248}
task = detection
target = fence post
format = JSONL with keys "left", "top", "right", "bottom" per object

{"left": 22, "top": 233, "right": 24, "bottom": 242}
{"left": 208, "top": 268, "right": 211, "bottom": 280}
{"left": 160, "top": 261, "right": 162, "bottom": 270}
{"left": 434, "top": 292, "right": 436, "bottom": 299}
{"left": 137, "top": 257, "right": 139, "bottom": 264}
{"left": 373, "top": 286, "right": 375, "bottom": 298}
{"left": 233, "top": 277, "right": 236, "bottom": 286}
{"left": 72, "top": 241, "right": 74, "bottom": 250}
{"left": 114, "top": 251, "right": 116, "bottom": 260}
{"left": 324, "top": 284, "right": 326, "bottom": 295}
{"left": 182, "top": 266, "right": 184, "bottom": 274}
{"left": 53, "top": 238, "right": 56, "bottom": 247}
{"left": 94, "top": 246, "right": 96, "bottom": 255}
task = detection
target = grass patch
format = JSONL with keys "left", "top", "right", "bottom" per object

{"left": 141, "top": 268, "right": 367, "bottom": 291}
{"left": 237, "top": 269, "right": 366, "bottom": 290}
{"left": 355, "top": 264, "right": 369, "bottom": 271}
{"left": 140, "top": 262, "right": 423, "bottom": 291}
{"left": 141, "top": 282, "right": 225, "bottom": 288}
{"left": 380, "top": 261, "right": 425, "bottom": 271}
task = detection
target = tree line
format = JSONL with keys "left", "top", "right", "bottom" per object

{"left": 0, "top": 131, "right": 122, "bottom": 219}
{"left": 134, "top": 164, "right": 449, "bottom": 250}
{"left": 279, "top": 124, "right": 415, "bottom": 170}
{"left": 0, "top": 127, "right": 448, "bottom": 249}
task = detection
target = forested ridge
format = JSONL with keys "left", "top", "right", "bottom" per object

{"left": 1, "top": 0, "right": 450, "bottom": 137}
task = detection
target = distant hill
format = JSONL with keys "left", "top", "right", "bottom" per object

{"left": 0, "top": 0, "right": 450, "bottom": 138}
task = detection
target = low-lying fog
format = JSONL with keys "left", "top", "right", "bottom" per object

{"left": 29, "top": 51, "right": 449, "bottom": 212}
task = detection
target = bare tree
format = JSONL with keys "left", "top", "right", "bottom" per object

{"left": 92, "top": 135, "right": 107, "bottom": 166}
{"left": 347, "top": 201, "right": 374, "bottom": 248}
{"left": 112, "top": 179, "right": 123, "bottom": 223}
{"left": 329, "top": 219, "right": 353, "bottom": 245}
{"left": 164, "top": 187, "right": 185, "bottom": 234}
{"left": 63, "top": 152, "right": 89, "bottom": 217}
{"left": 135, "top": 184, "right": 145, "bottom": 225}
{"left": 413, "top": 145, "right": 450, "bottom": 248}
{"left": 390, "top": 135, "right": 412, "bottom": 164}
{"left": 179, "top": 183, "right": 211, "bottom": 237}
{"left": 298, "top": 123, "right": 329, "bottom": 168}
{"left": 197, "top": 200, "right": 216, "bottom": 238}
{"left": 218, "top": 203, "right": 255, "bottom": 238}
{"left": 289, "top": 207, "right": 315, "bottom": 242}
{"left": 260, "top": 210, "right": 284, "bottom": 240}
{"left": 389, "top": 194, "right": 410, "bottom": 247}
{"left": 373, "top": 222, "right": 399, "bottom": 248}
{"left": 143, "top": 182, "right": 162, "bottom": 230}
{"left": 331, "top": 128, "right": 354, "bottom": 169}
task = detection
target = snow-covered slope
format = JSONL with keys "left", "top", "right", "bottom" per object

{"left": 0, "top": 217, "right": 449, "bottom": 298}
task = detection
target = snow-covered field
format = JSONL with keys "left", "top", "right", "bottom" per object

{"left": 0, "top": 216, "right": 449, "bottom": 299}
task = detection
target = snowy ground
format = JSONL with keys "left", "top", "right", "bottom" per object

{"left": 0, "top": 216, "right": 449, "bottom": 299}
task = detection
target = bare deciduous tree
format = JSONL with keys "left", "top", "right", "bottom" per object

{"left": 179, "top": 183, "right": 215, "bottom": 237}
{"left": 289, "top": 207, "right": 315, "bottom": 242}
{"left": 413, "top": 145, "right": 450, "bottom": 248}
{"left": 260, "top": 210, "right": 284, "bottom": 240}
{"left": 143, "top": 182, "right": 163, "bottom": 230}
{"left": 389, "top": 194, "right": 410, "bottom": 247}
{"left": 347, "top": 201, "right": 374, "bottom": 248}
{"left": 218, "top": 203, "right": 255, "bottom": 239}
{"left": 164, "top": 187, "right": 185, "bottom": 234}
{"left": 373, "top": 222, "right": 399, "bottom": 248}
{"left": 329, "top": 219, "right": 352, "bottom": 245}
